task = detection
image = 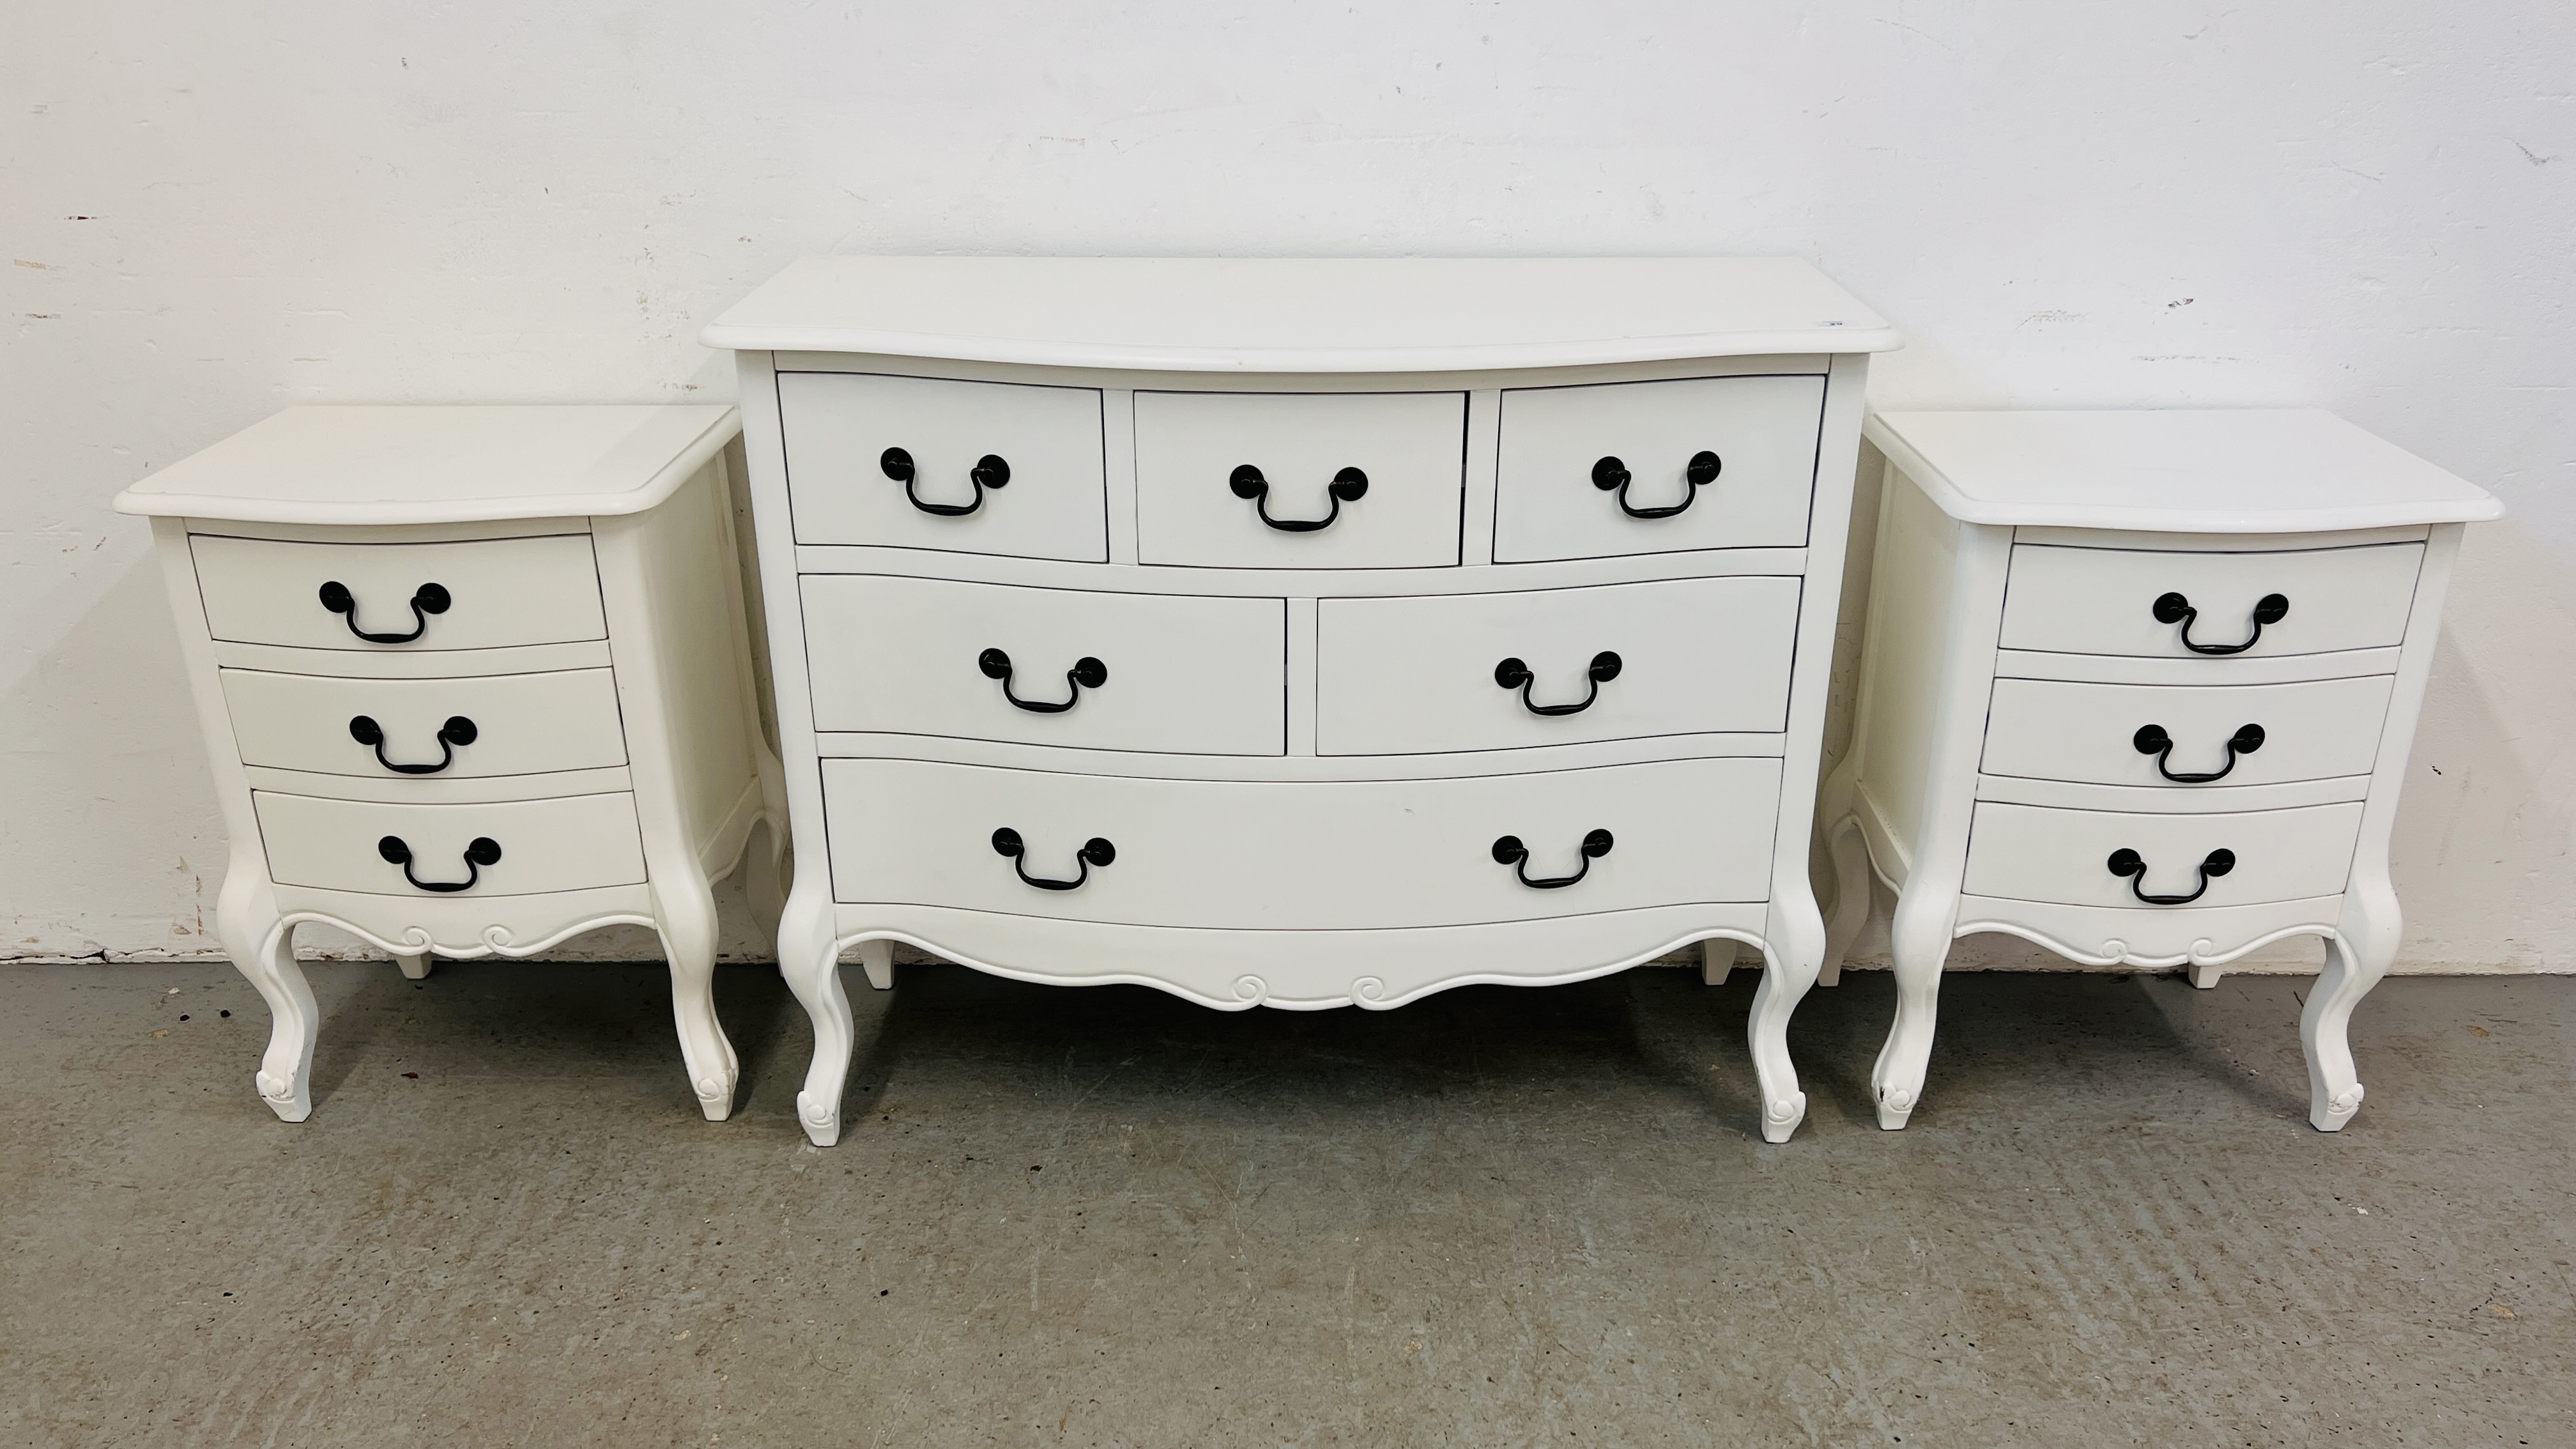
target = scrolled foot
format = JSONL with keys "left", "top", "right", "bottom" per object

{"left": 1759, "top": 1091, "right": 1808, "bottom": 1144}
{"left": 2312, "top": 1083, "right": 2365, "bottom": 1132}
{"left": 694, "top": 1071, "right": 737, "bottom": 1123}
{"left": 255, "top": 1066, "right": 310, "bottom": 1123}
{"left": 1875, "top": 1083, "right": 1916, "bottom": 1131}
{"left": 797, "top": 1089, "right": 841, "bottom": 1147}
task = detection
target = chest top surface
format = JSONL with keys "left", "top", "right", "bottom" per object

{"left": 1865, "top": 408, "right": 2501, "bottom": 535}
{"left": 702, "top": 256, "right": 1898, "bottom": 372}
{"left": 112, "top": 404, "right": 741, "bottom": 526}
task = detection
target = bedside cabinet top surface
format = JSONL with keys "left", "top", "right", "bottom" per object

{"left": 1866, "top": 408, "right": 2501, "bottom": 534}
{"left": 702, "top": 256, "right": 1899, "bottom": 371}
{"left": 112, "top": 404, "right": 741, "bottom": 526}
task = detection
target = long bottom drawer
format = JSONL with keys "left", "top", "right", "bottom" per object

{"left": 822, "top": 757, "right": 1782, "bottom": 930}
{"left": 255, "top": 791, "right": 648, "bottom": 897}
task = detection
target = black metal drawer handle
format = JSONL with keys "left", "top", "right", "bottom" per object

{"left": 2132, "top": 722, "right": 2265, "bottom": 783}
{"left": 1494, "top": 652, "right": 1622, "bottom": 716}
{"left": 1492, "top": 829, "right": 1614, "bottom": 889}
{"left": 881, "top": 446, "right": 1009, "bottom": 518}
{"left": 318, "top": 580, "right": 449, "bottom": 644}
{"left": 2152, "top": 591, "right": 2288, "bottom": 655}
{"left": 991, "top": 827, "right": 1115, "bottom": 891}
{"left": 1592, "top": 451, "right": 1719, "bottom": 520}
{"left": 378, "top": 834, "right": 502, "bottom": 893}
{"left": 348, "top": 714, "right": 479, "bottom": 774}
{"left": 1229, "top": 464, "right": 1367, "bottom": 532}
{"left": 2105, "top": 846, "right": 2235, "bottom": 905}
{"left": 978, "top": 648, "right": 1107, "bottom": 714}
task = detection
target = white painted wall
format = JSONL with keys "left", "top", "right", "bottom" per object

{"left": 4, "top": 1, "right": 2568, "bottom": 969}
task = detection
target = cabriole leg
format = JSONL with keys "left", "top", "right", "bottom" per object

{"left": 1871, "top": 879, "right": 1957, "bottom": 1130}
{"left": 779, "top": 884, "right": 854, "bottom": 1146}
{"left": 218, "top": 873, "right": 316, "bottom": 1123}
{"left": 857, "top": 937, "right": 895, "bottom": 991}
{"left": 1747, "top": 887, "right": 1824, "bottom": 1143}
{"left": 1819, "top": 812, "right": 1873, "bottom": 989}
{"left": 2304, "top": 914, "right": 2394, "bottom": 1131}
{"left": 656, "top": 868, "right": 737, "bottom": 1123}
{"left": 394, "top": 952, "right": 433, "bottom": 981}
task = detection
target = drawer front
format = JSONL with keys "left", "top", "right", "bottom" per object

{"left": 1493, "top": 376, "right": 1826, "bottom": 563}
{"left": 822, "top": 756, "right": 1781, "bottom": 929}
{"left": 802, "top": 576, "right": 1285, "bottom": 755}
{"left": 1963, "top": 801, "right": 2363, "bottom": 909}
{"left": 2000, "top": 543, "right": 2423, "bottom": 658}
{"left": 1315, "top": 576, "right": 1802, "bottom": 755}
{"left": 192, "top": 534, "right": 606, "bottom": 651}
{"left": 1133, "top": 391, "right": 1464, "bottom": 568}
{"left": 778, "top": 372, "right": 1108, "bottom": 561}
{"left": 222, "top": 668, "right": 628, "bottom": 779}
{"left": 1982, "top": 675, "right": 2394, "bottom": 788}
{"left": 254, "top": 791, "right": 647, "bottom": 897}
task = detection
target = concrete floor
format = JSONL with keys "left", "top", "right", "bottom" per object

{"left": 1, "top": 959, "right": 2568, "bottom": 1448}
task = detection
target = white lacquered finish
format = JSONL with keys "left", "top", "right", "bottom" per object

{"left": 1819, "top": 408, "right": 2496, "bottom": 1135}
{"left": 117, "top": 407, "right": 786, "bottom": 1126}
{"left": 1315, "top": 577, "right": 1800, "bottom": 755}
{"left": 714, "top": 256, "right": 1889, "bottom": 1147}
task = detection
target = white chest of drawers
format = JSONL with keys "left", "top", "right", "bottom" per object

{"left": 116, "top": 407, "right": 786, "bottom": 1123}
{"left": 707, "top": 257, "right": 1899, "bottom": 1146}
{"left": 1815, "top": 410, "right": 2500, "bottom": 1131}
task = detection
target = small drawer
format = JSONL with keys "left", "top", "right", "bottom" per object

{"left": 1963, "top": 801, "right": 2363, "bottom": 909}
{"left": 1133, "top": 391, "right": 1464, "bottom": 568}
{"left": 254, "top": 791, "right": 647, "bottom": 897}
{"left": 802, "top": 575, "right": 1285, "bottom": 755}
{"left": 1982, "top": 675, "right": 2394, "bottom": 788}
{"left": 778, "top": 372, "right": 1107, "bottom": 561}
{"left": 2000, "top": 542, "right": 2423, "bottom": 659}
{"left": 191, "top": 534, "right": 606, "bottom": 651}
{"left": 822, "top": 756, "right": 1780, "bottom": 930}
{"left": 1315, "top": 576, "right": 1802, "bottom": 755}
{"left": 222, "top": 668, "right": 628, "bottom": 779}
{"left": 1493, "top": 375, "right": 1826, "bottom": 563}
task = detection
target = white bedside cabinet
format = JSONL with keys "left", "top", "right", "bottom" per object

{"left": 115, "top": 407, "right": 788, "bottom": 1123}
{"left": 1816, "top": 410, "right": 2499, "bottom": 1132}
{"left": 705, "top": 257, "right": 1899, "bottom": 1146}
